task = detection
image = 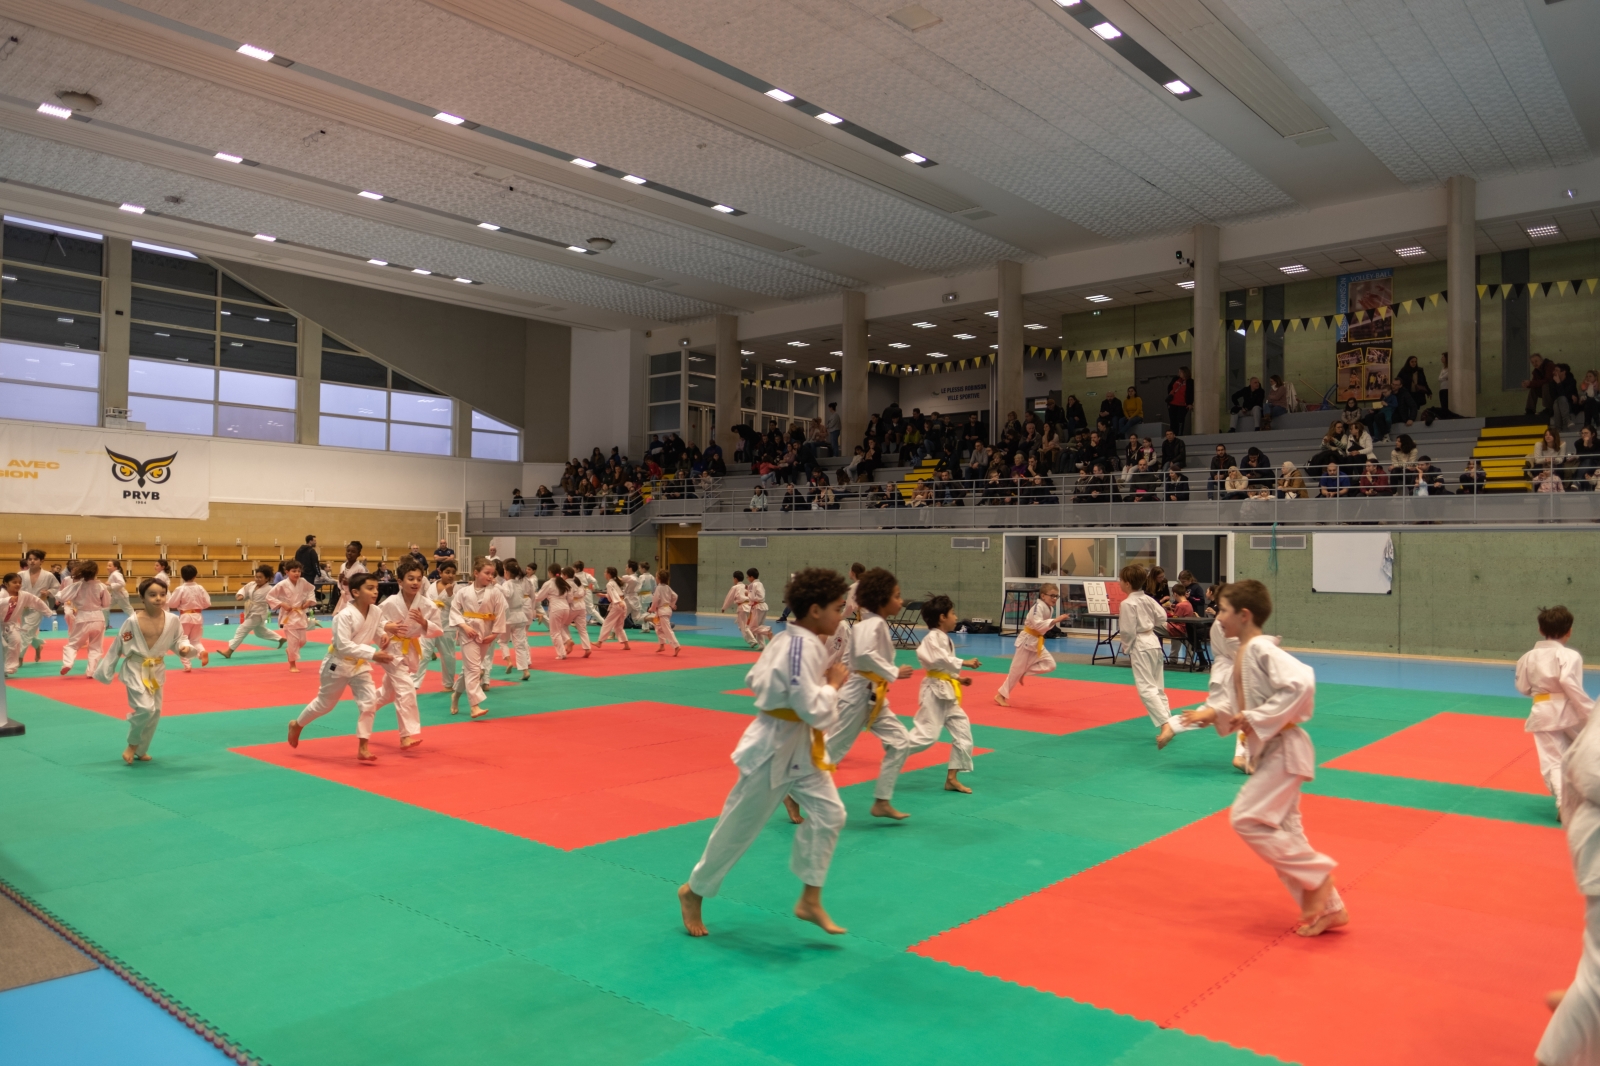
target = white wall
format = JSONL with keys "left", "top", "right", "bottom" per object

{"left": 569, "top": 328, "right": 636, "bottom": 461}
{"left": 898, "top": 367, "right": 990, "bottom": 416}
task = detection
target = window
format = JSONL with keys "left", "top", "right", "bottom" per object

{"left": 739, "top": 360, "right": 819, "bottom": 435}
{"left": 0, "top": 340, "right": 100, "bottom": 426}
{"left": 471, "top": 410, "right": 520, "bottom": 461}
{"left": 647, "top": 350, "right": 681, "bottom": 437}
{"left": 318, "top": 346, "right": 454, "bottom": 454}
{"left": 127, "top": 357, "right": 296, "bottom": 442}
{"left": 2, "top": 218, "right": 104, "bottom": 352}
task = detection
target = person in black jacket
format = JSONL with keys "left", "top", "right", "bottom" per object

{"left": 1162, "top": 463, "right": 1190, "bottom": 501}
{"left": 1207, "top": 444, "right": 1235, "bottom": 499}
{"left": 1229, "top": 377, "right": 1265, "bottom": 432}
{"left": 294, "top": 536, "right": 320, "bottom": 584}
{"left": 1160, "top": 428, "right": 1187, "bottom": 471}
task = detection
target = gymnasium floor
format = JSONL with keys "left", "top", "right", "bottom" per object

{"left": 0, "top": 613, "right": 1576, "bottom": 1066}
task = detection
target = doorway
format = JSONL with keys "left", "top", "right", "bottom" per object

{"left": 1133, "top": 352, "right": 1191, "bottom": 430}
{"left": 688, "top": 405, "right": 715, "bottom": 451}
{"left": 658, "top": 525, "right": 701, "bottom": 612}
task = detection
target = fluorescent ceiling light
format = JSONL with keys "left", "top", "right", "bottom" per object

{"left": 1025, "top": 322, "right": 1050, "bottom": 328}
{"left": 1090, "top": 22, "right": 1121, "bottom": 40}
{"left": 1084, "top": 296, "right": 1111, "bottom": 304}
{"left": 1163, "top": 80, "right": 1193, "bottom": 96}
{"left": 154, "top": 332, "right": 170, "bottom": 337}
{"left": 230, "top": 341, "right": 244, "bottom": 347}
{"left": 433, "top": 112, "right": 466, "bottom": 125}
{"left": 990, "top": 344, "right": 999, "bottom": 349}
{"left": 830, "top": 350, "right": 843, "bottom": 356}
{"left": 740, "top": 349, "right": 754, "bottom": 355}
{"left": 36, "top": 102, "right": 73, "bottom": 119}
{"left": 5, "top": 215, "right": 102, "bottom": 240}
{"left": 984, "top": 310, "right": 999, "bottom": 317}
{"left": 912, "top": 321, "right": 935, "bottom": 328}
{"left": 1052, "top": 0, "right": 1082, "bottom": 6}
{"left": 411, "top": 268, "right": 431, "bottom": 275}
{"left": 816, "top": 112, "right": 844, "bottom": 125}
{"left": 621, "top": 174, "right": 647, "bottom": 185}
{"left": 477, "top": 222, "right": 500, "bottom": 231}
{"left": 253, "top": 316, "right": 270, "bottom": 322}
{"left": 1526, "top": 224, "right": 1560, "bottom": 238}
{"left": 454, "top": 277, "right": 472, "bottom": 284}
{"left": 953, "top": 333, "right": 976, "bottom": 340}
{"left": 566, "top": 245, "right": 589, "bottom": 253}
{"left": 0, "top": 275, "right": 14, "bottom": 282}
{"left": 367, "top": 258, "right": 388, "bottom": 266}
{"left": 214, "top": 152, "right": 244, "bottom": 164}
{"left": 902, "top": 152, "right": 927, "bottom": 164}
{"left": 570, "top": 158, "right": 598, "bottom": 168}
{"left": 56, "top": 316, "right": 73, "bottom": 324}
{"left": 1279, "top": 263, "right": 1309, "bottom": 274}
{"left": 118, "top": 203, "right": 145, "bottom": 214}
{"left": 786, "top": 340, "right": 810, "bottom": 347}
{"left": 815, "top": 366, "right": 834, "bottom": 372}
{"left": 764, "top": 89, "right": 795, "bottom": 102}
{"left": 889, "top": 342, "right": 910, "bottom": 349}
{"left": 253, "top": 233, "right": 276, "bottom": 242}
{"left": 928, "top": 352, "right": 949, "bottom": 358}
{"left": 220, "top": 311, "right": 230, "bottom": 315}
{"left": 870, "top": 359, "right": 889, "bottom": 365}
{"left": 767, "top": 372, "right": 784, "bottom": 378}
{"left": 1395, "top": 246, "right": 1425, "bottom": 257}
{"left": 775, "top": 358, "right": 796, "bottom": 364}
{"left": 711, "top": 204, "right": 736, "bottom": 213}
{"left": 236, "top": 43, "right": 275, "bottom": 61}
{"left": 357, "top": 190, "right": 384, "bottom": 200}
{"left": 1177, "top": 280, "right": 1195, "bottom": 289}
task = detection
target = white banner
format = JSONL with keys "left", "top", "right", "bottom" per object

{"left": 898, "top": 367, "right": 991, "bottom": 414}
{"left": 1, "top": 423, "right": 210, "bottom": 519}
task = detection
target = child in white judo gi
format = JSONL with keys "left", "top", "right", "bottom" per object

{"left": 56, "top": 561, "right": 110, "bottom": 677}
{"left": 905, "top": 595, "right": 980, "bottom": 793}
{"left": 1202, "top": 616, "right": 1248, "bottom": 773}
{"left": 1117, "top": 563, "right": 1193, "bottom": 749}
{"left": 1, "top": 572, "right": 52, "bottom": 677}
{"left": 374, "top": 558, "right": 443, "bottom": 750}
{"left": 165, "top": 565, "right": 211, "bottom": 672}
{"left": 1517, "top": 606, "right": 1595, "bottom": 812}
{"left": 574, "top": 560, "right": 605, "bottom": 626}
{"left": 1182, "top": 580, "right": 1348, "bottom": 937}
{"left": 652, "top": 569, "right": 680, "bottom": 655}
{"left": 220, "top": 564, "right": 284, "bottom": 658}
{"left": 679, "top": 568, "right": 851, "bottom": 938}
{"left": 745, "top": 568, "right": 771, "bottom": 648}
{"left": 995, "top": 583, "right": 1071, "bottom": 706}
{"left": 597, "top": 567, "right": 632, "bottom": 650}
{"left": 722, "top": 571, "right": 753, "bottom": 648}
{"left": 267, "top": 560, "right": 317, "bottom": 672}
{"left": 16, "top": 550, "right": 59, "bottom": 664}
{"left": 425, "top": 561, "right": 462, "bottom": 688}
{"left": 623, "top": 561, "right": 647, "bottom": 631}
{"left": 535, "top": 565, "right": 572, "bottom": 659}
{"left": 450, "top": 558, "right": 508, "bottom": 718}
{"left": 561, "top": 567, "right": 593, "bottom": 656}
{"left": 843, "top": 563, "right": 866, "bottom": 622}
{"left": 826, "top": 567, "right": 916, "bottom": 820}
{"left": 499, "top": 559, "right": 533, "bottom": 679}
{"left": 106, "top": 560, "right": 133, "bottom": 616}
{"left": 1539, "top": 708, "right": 1600, "bottom": 1065}
{"left": 287, "top": 572, "right": 394, "bottom": 762}
{"left": 334, "top": 540, "right": 367, "bottom": 614}
{"left": 93, "top": 577, "right": 197, "bottom": 764}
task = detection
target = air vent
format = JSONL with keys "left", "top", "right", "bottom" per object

{"left": 538, "top": 538, "right": 560, "bottom": 547}
{"left": 739, "top": 537, "right": 768, "bottom": 548}
{"left": 951, "top": 537, "right": 990, "bottom": 550}
{"left": 1249, "top": 534, "right": 1305, "bottom": 550}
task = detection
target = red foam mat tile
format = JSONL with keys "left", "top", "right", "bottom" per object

{"left": 233, "top": 701, "right": 985, "bottom": 849}
{"left": 915, "top": 795, "right": 1580, "bottom": 1066}
{"left": 525, "top": 644, "right": 758, "bottom": 677}
{"left": 1324, "top": 712, "right": 1546, "bottom": 795}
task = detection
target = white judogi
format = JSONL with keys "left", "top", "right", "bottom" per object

{"left": 578, "top": 569, "right": 604, "bottom": 625}
{"left": 747, "top": 579, "right": 771, "bottom": 646}
{"left": 1540, "top": 718, "right": 1600, "bottom": 1065}
{"left": 1119, "top": 589, "right": 1186, "bottom": 731}
{"left": 622, "top": 572, "right": 645, "bottom": 630}
{"left": 826, "top": 610, "right": 912, "bottom": 802}
{"left": 374, "top": 589, "right": 443, "bottom": 737}
{"left": 1208, "top": 636, "right": 1344, "bottom": 923}
{"left": 723, "top": 581, "right": 754, "bottom": 647}
{"left": 1, "top": 589, "right": 50, "bottom": 676}
{"left": 500, "top": 576, "right": 533, "bottom": 671}
{"left": 451, "top": 583, "right": 507, "bottom": 709}
{"left": 267, "top": 576, "right": 318, "bottom": 665}
{"left": 294, "top": 601, "right": 385, "bottom": 738}
{"left": 17, "top": 568, "right": 58, "bottom": 656}
{"left": 1517, "top": 639, "right": 1595, "bottom": 809}
{"left": 1205, "top": 619, "right": 1248, "bottom": 766}
{"left": 227, "top": 581, "right": 280, "bottom": 652}
{"left": 998, "top": 599, "right": 1057, "bottom": 699}
{"left": 424, "top": 580, "right": 460, "bottom": 688}
{"left": 906, "top": 628, "right": 974, "bottom": 772}
{"left": 92, "top": 613, "right": 196, "bottom": 758}
{"left": 106, "top": 569, "right": 133, "bottom": 615}
{"left": 56, "top": 578, "right": 110, "bottom": 674}
{"left": 165, "top": 582, "right": 210, "bottom": 667}
{"left": 635, "top": 571, "right": 657, "bottom": 630}
{"left": 653, "top": 583, "right": 679, "bottom": 651}
{"left": 334, "top": 560, "right": 368, "bottom": 614}
{"left": 598, "top": 579, "right": 631, "bottom": 646}
{"left": 822, "top": 617, "right": 850, "bottom": 670}
{"left": 564, "top": 583, "right": 592, "bottom": 651}
{"left": 688, "top": 626, "right": 847, "bottom": 897}
{"left": 536, "top": 578, "right": 572, "bottom": 658}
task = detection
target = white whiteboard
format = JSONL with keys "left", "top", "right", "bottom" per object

{"left": 1311, "top": 532, "right": 1394, "bottom": 594}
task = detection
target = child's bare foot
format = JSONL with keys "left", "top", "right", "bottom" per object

{"left": 1156, "top": 722, "right": 1176, "bottom": 749}
{"left": 870, "top": 799, "right": 910, "bottom": 820}
{"left": 200, "top": 650, "right": 209, "bottom": 667}
{"left": 400, "top": 735, "right": 423, "bottom": 751}
{"left": 470, "top": 705, "right": 489, "bottom": 719}
{"left": 679, "top": 884, "right": 707, "bottom": 937}
{"left": 1232, "top": 755, "right": 1249, "bottom": 773}
{"left": 357, "top": 740, "right": 377, "bottom": 762}
{"left": 1295, "top": 906, "right": 1349, "bottom": 937}
{"left": 674, "top": 647, "right": 681, "bottom": 657}
{"left": 278, "top": 638, "right": 287, "bottom": 649}
{"left": 794, "top": 886, "right": 846, "bottom": 934}
{"left": 121, "top": 746, "right": 135, "bottom": 765}
{"left": 583, "top": 648, "right": 591, "bottom": 658}
{"left": 1547, "top": 988, "right": 1568, "bottom": 1012}
{"left": 59, "top": 665, "right": 69, "bottom": 676}
{"left": 944, "top": 771, "right": 971, "bottom": 793}
{"left": 993, "top": 694, "right": 1009, "bottom": 707}
{"left": 289, "top": 665, "right": 300, "bottom": 673}
{"left": 783, "top": 795, "right": 805, "bottom": 824}
{"left": 181, "top": 664, "right": 192, "bottom": 673}
{"left": 656, "top": 644, "right": 663, "bottom": 653}
{"left": 450, "top": 694, "right": 460, "bottom": 715}
{"left": 287, "top": 720, "right": 303, "bottom": 748}
{"left": 521, "top": 671, "right": 529, "bottom": 681}
{"left": 622, "top": 642, "right": 630, "bottom": 650}
{"left": 219, "top": 648, "right": 233, "bottom": 659}
{"left": 137, "top": 754, "right": 151, "bottom": 761}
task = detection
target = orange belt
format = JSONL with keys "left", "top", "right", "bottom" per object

{"left": 762, "top": 709, "right": 836, "bottom": 772}
{"left": 1534, "top": 693, "right": 1552, "bottom": 703}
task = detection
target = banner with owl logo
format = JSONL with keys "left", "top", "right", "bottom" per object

{"left": 0, "top": 424, "right": 209, "bottom": 518}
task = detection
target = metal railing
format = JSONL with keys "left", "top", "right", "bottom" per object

{"left": 467, "top": 478, "right": 716, "bottom": 534}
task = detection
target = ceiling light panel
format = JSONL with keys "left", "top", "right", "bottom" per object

{"left": 236, "top": 43, "right": 275, "bottom": 61}
{"left": 889, "top": 342, "right": 910, "bottom": 348}
{"left": 1279, "top": 264, "right": 1309, "bottom": 274}
{"left": 1526, "top": 224, "right": 1560, "bottom": 238}
{"left": 1395, "top": 246, "right": 1425, "bottom": 257}
{"left": 912, "top": 321, "right": 936, "bottom": 328}
{"left": 953, "top": 333, "right": 976, "bottom": 339}
{"left": 36, "top": 102, "right": 73, "bottom": 119}
{"left": 433, "top": 112, "right": 466, "bottom": 125}
{"left": 1090, "top": 22, "right": 1121, "bottom": 40}
{"left": 1177, "top": 280, "right": 1195, "bottom": 289}
{"left": 1057, "top": 2, "right": 1200, "bottom": 101}
{"left": 787, "top": 340, "right": 810, "bottom": 347}
{"left": 214, "top": 152, "right": 244, "bottom": 164}
{"left": 1085, "top": 295, "right": 1111, "bottom": 302}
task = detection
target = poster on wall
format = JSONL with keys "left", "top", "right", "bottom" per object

{"left": 1311, "top": 532, "right": 1394, "bottom": 594}
{"left": 1335, "top": 268, "right": 1394, "bottom": 402}
{"left": 0, "top": 423, "right": 210, "bottom": 519}
{"left": 897, "top": 367, "right": 990, "bottom": 413}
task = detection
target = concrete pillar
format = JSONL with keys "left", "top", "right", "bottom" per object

{"left": 297, "top": 322, "right": 321, "bottom": 445}
{"left": 101, "top": 236, "right": 131, "bottom": 418}
{"left": 715, "top": 313, "right": 740, "bottom": 452}
{"left": 1446, "top": 175, "right": 1477, "bottom": 415}
{"left": 840, "top": 290, "right": 868, "bottom": 451}
{"left": 996, "top": 260, "right": 1024, "bottom": 424}
{"left": 1191, "top": 223, "right": 1222, "bottom": 434}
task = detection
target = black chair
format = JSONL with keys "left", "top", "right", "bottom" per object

{"left": 887, "top": 600, "right": 924, "bottom": 649}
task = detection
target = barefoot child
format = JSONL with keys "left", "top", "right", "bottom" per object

{"left": 425, "top": 561, "right": 461, "bottom": 689}
{"left": 575, "top": 560, "right": 605, "bottom": 626}
{"left": 286, "top": 572, "right": 394, "bottom": 762}
{"left": 746, "top": 568, "right": 771, "bottom": 647}
{"left": 622, "top": 561, "right": 645, "bottom": 630}
{"left": 499, "top": 559, "right": 532, "bottom": 680}
{"left": 220, "top": 565, "right": 284, "bottom": 658}
{"left": 1538, "top": 703, "right": 1600, "bottom": 1064}
{"left": 536, "top": 565, "right": 573, "bottom": 659}
{"left": 652, "top": 569, "right": 680, "bottom": 655}
{"left": 1517, "top": 606, "right": 1595, "bottom": 811}
{"left": 825, "top": 567, "right": 916, "bottom": 820}
{"left": 1202, "top": 615, "right": 1249, "bottom": 773}
{"left": 561, "top": 567, "right": 593, "bottom": 656}
{"left": 1, "top": 573, "right": 51, "bottom": 677}
{"left": 1181, "top": 580, "right": 1348, "bottom": 937}
{"left": 106, "top": 560, "right": 133, "bottom": 616}
{"left": 679, "top": 568, "right": 851, "bottom": 938}
{"left": 375, "top": 558, "right": 442, "bottom": 749}
{"left": 722, "top": 570, "right": 753, "bottom": 648}
{"left": 450, "top": 557, "right": 507, "bottom": 718}
{"left": 92, "top": 577, "right": 197, "bottom": 764}
{"left": 266, "top": 560, "right": 317, "bottom": 672}
{"left": 995, "top": 583, "right": 1070, "bottom": 706}
{"left": 164, "top": 565, "right": 211, "bottom": 673}
{"left": 17, "top": 550, "right": 59, "bottom": 664}
{"left": 1117, "top": 564, "right": 1193, "bottom": 749}
{"left": 904, "top": 595, "right": 980, "bottom": 794}
{"left": 56, "top": 561, "right": 110, "bottom": 677}
{"left": 597, "top": 568, "right": 632, "bottom": 649}
{"left": 334, "top": 540, "right": 367, "bottom": 614}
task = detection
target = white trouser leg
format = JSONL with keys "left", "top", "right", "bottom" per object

{"left": 79, "top": 620, "right": 106, "bottom": 674}
{"left": 549, "top": 608, "right": 571, "bottom": 657}
{"left": 456, "top": 638, "right": 488, "bottom": 705}
{"left": 869, "top": 708, "right": 913, "bottom": 801}
{"left": 1230, "top": 737, "right": 1342, "bottom": 912}
{"left": 688, "top": 762, "right": 846, "bottom": 898}
{"left": 434, "top": 635, "right": 460, "bottom": 685}
{"left": 1537, "top": 728, "right": 1583, "bottom": 808}
{"left": 22, "top": 617, "right": 44, "bottom": 653}
{"left": 906, "top": 697, "right": 974, "bottom": 772}
{"left": 655, "top": 612, "right": 678, "bottom": 648}
{"left": 1131, "top": 644, "right": 1174, "bottom": 728}
{"left": 283, "top": 628, "right": 308, "bottom": 664}
{"left": 998, "top": 646, "right": 1039, "bottom": 698}
{"left": 748, "top": 607, "right": 769, "bottom": 643}
{"left": 60, "top": 616, "right": 82, "bottom": 670}
{"left": 125, "top": 682, "right": 163, "bottom": 757}
{"left": 824, "top": 692, "right": 874, "bottom": 767}
{"left": 737, "top": 610, "right": 755, "bottom": 646}
{"left": 507, "top": 623, "right": 530, "bottom": 669}
{"left": 598, "top": 604, "right": 628, "bottom": 645}
{"left": 296, "top": 661, "right": 355, "bottom": 728}
{"left": 228, "top": 616, "right": 279, "bottom": 652}
{"left": 377, "top": 664, "right": 423, "bottom": 736}
{"left": 569, "top": 611, "right": 591, "bottom": 650}
{"left": 2, "top": 625, "right": 19, "bottom": 675}
{"left": 1539, "top": 895, "right": 1600, "bottom": 1066}
{"left": 177, "top": 619, "right": 204, "bottom": 665}
{"left": 587, "top": 598, "right": 604, "bottom": 625}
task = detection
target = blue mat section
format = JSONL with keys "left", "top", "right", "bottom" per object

{"left": 0, "top": 969, "right": 234, "bottom": 1065}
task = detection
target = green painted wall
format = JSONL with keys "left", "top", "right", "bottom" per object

{"left": 1236, "top": 529, "right": 1600, "bottom": 662}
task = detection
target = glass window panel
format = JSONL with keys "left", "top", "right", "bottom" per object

{"left": 3, "top": 222, "right": 103, "bottom": 275}
{"left": 128, "top": 395, "right": 214, "bottom": 436}
{"left": 390, "top": 391, "right": 453, "bottom": 426}
{"left": 1, "top": 306, "right": 101, "bottom": 350}
{"left": 218, "top": 404, "right": 295, "bottom": 442}
{"left": 320, "top": 382, "right": 386, "bottom": 419}
{"left": 391, "top": 371, "right": 438, "bottom": 395}
{"left": 320, "top": 332, "right": 355, "bottom": 352}
{"left": 648, "top": 402, "right": 678, "bottom": 432}
{"left": 129, "top": 357, "right": 215, "bottom": 401}
{"left": 319, "top": 414, "right": 387, "bottom": 451}
{"left": 471, "top": 430, "right": 519, "bottom": 461}
{"left": 687, "top": 376, "right": 714, "bottom": 403}
{"left": 131, "top": 249, "right": 216, "bottom": 294}
{"left": 649, "top": 375, "right": 680, "bottom": 403}
{"left": 0, "top": 341, "right": 99, "bottom": 387}
{"left": 218, "top": 369, "right": 296, "bottom": 409}
{"left": 741, "top": 383, "right": 758, "bottom": 409}
{"left": 761, "top": 386, "right": 787, "bottom": 414}
{"left": 471, "top": 410, "right": 516, "bottom": 432}
{"left": 220, "top": 339, "right": 297, "bottom": 377}
{"left": 130, "top": 323, "right": 213, "bottom": 364}
{"left": 793, "top": 393, "right": 818, "bottom": 419}
{"left": 219, "top": 274, "right": 279, "bottom": 306}
{"left": 0, "top": 381, "right": 98, "bottom": 425}
{"left": 686, "top": 351, "right": 716, "bottom": 374}
{"left": 389, "top": 421, "right": 451, "bottom": 455}
{"left": 131, "top": 287, "right": 215, "bottom": 331}
{"left": 220, "top": 302, "right": 297, "bottom": 343}
{"left": 2, "top": 265, "right": 102, "bottom": 312}
{"left": 321, "top": 350, "right": 387, "bottom": 387}
{"left": 649, "top": 351, "right": 680, "bottom": 375}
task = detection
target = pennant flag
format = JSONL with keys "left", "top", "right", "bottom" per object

{"left": 1270, "top": 319, "right": 1281, "bottom": 332}
{"left": 1334, "top": 314, "right": 1345, "bottom": 327}
{"left": 1558, "top": 280, "right": 1570, "bottom": 296}
{"left": 1591, "top": 279, "right": 1599, "bottom": 294}
{"left": 1542, "top": 282, "right": 1554, "bottom": 297}
{"left": 1476, "top": 285, "right": 1487, "bottom": 299}
{"left": 1429, "top": 293, "right": 1440, "bottom": 306}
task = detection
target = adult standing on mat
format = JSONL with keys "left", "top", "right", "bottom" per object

{"left": 294, "top": 536, "right": 321, "bottom": 593}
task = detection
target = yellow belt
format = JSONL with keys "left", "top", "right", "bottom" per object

{"left": 138, "top": 656, "right": 162, "bottom": 693}
{"left": 761, "top": 709, "right": 837, "bottom": 772}
{"left": 927, "top": 670, "right": 964, "bottom": 706}
{"left": 339, "top": 655, "right": 370, "bottom": 671}
{"left": 857, "top": 670, "right": 891, "bottom": 722}
{"left": 394, "top": 636, "right": 420, "bottom": 657}
{"left": 1024, "top": 626, "right": 1047, "bottom": 652}
{"left": 1534, "top": 693, "right": 1552, "bottom": 703}
{"left": 463, "top": 611, "right": 496, "bottom": 621}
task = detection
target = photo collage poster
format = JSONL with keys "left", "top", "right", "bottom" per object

{"left": 1335, "top": 268, "right": 1393, "bottom": 402}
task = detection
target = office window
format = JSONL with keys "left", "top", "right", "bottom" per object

{"left": 128, "top": 356, "right": 296, "bottom": 441}
{"left": 0, "top": 340, "right": 99, "bottom": 426}
{"left": 471, "top": 410, "right": 520, "bottom": 461}
{"left": 2, "top": 218, "right": 104, "bottom": 353}
{"left": 319, "top": 350, "right": 454, "bottom": 455}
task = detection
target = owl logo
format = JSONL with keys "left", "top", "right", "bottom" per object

{"left": 106, "top": 448, "right": 177, "bottom": 488}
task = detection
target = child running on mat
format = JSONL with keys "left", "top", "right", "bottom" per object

{"left": 266, "top": 560, "right": 317, "bottom": 672}
{"left": 374, "top": 558, "right": 442, "bottom": 750}
{"left": 55, "top": 560, "right": 111, "bottom": 677}
{"left": 1, "top": 573, "right": 51, "bottom": 678}
{"left": 825, "top": 567, "right": 916, "bottom": 820}
{"left": 287, "top": 572, "right": 394, "bottom": 762}
{"left": 450, "top": 557, "right": 507, "bottom": 718}
{"left": 93, "top": 576, "right": 197, "bottom": 764}
{"left": 597, "top": 567, "right": 632, "bottom": 650}
{"left": 165, "top": 565, "right": 211, "bottom": 673}
{"left": 1517, "top": 606, "right": 1595, "bottom": 813}
{"left": 995, "top": 583, "right": 1071, "bottom": 706}
{"left": 220, "top": 564, "right": 284, "bottom": 658}
{"left": 1117, "top": 563, "right": 1194, "bottom": 749}
{"left": 904, "top": 595, "right": 980, "bottom": 793}
{"left": 652, "top": 569, "right": 680, "bottom": 655}
{"left": 1538, "top": 689, "right": 1600, "bottom": 1064}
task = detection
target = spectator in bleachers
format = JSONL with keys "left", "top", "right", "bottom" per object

{"left": 746, "top": 485, "right": 768, "bottom": 512}
{"left": 1039, "top": 422, "right": 1063, "bottom": 473}
{"left": 1414, "top": 456, "right": 1449, "bottom": 494}
{"left": 1552, "top": 363, "right": 1579, "bottom": 433}
{"left": 1459, "top": 459, "right": 1486, "bottom": 494}
{"left": 1160, "top": 428, "right": 1186, "bottom": 471}
{"left": 1229, "top": 377, "right": 1265, "bottom": 432}
{"left": 508, "top": 488, "right": 525, "bottom": 517}
{"left": 1123, "top": 387, "right": 1144, "bottom": 434}
{"left": 1579, "top": 370, "right": 1600, "bottom": 429}
{"left": 1524, "top": 352, "right": 1554, "bottom": 416}
{"left": 1534, "top": 465, "right": 1566, "bottom": 493}
{"left": 1357, "top": 460, "right": 1391, "bottom": 497}
{"left": 1529, "top": 428, "right": 1570, "bottom": 485}
{"left": 1241, "top": 446, "right": 1273, "bottom": 491}
{"left": 1063, "top": 395, "right": 1087, "bottom": 435}
{"left": 982, "top": 469, "right": 1016, "bottom": 506}
{"left": 1127, "top": 459, "right": 1159, "bottom": 501}
{"left": 534, "top": 486, "right": 554, "bottom": 514}
{"left": 1277, "top": 461, "right": 1309, "bottom": 499}
{"left": 1207, "top": 444, "right": 1235, "bottom": 500}
{"left": 1264, "top": 375, "right": 1290, "bottom": 420}
{"left": 1389, "top": 433, "right": 1420, "bottom": 492}
{"left": 1162, "top": 462, "right": 1190, "bottom": 501}
{"left": 1397, "top": 356, "right": 1432, "bottom": 414}
{"left": 1575, "top": 427, "right": 1600, "bottom": 487}
{"left": 1223, "top": 465, "right": 1249, "bottom": 500}
{"left": 1167, "top": 367, "right": 1193, "bottom": 433}
{"left": 1319, "top": 462, "right": 1353, "bottom": 498}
